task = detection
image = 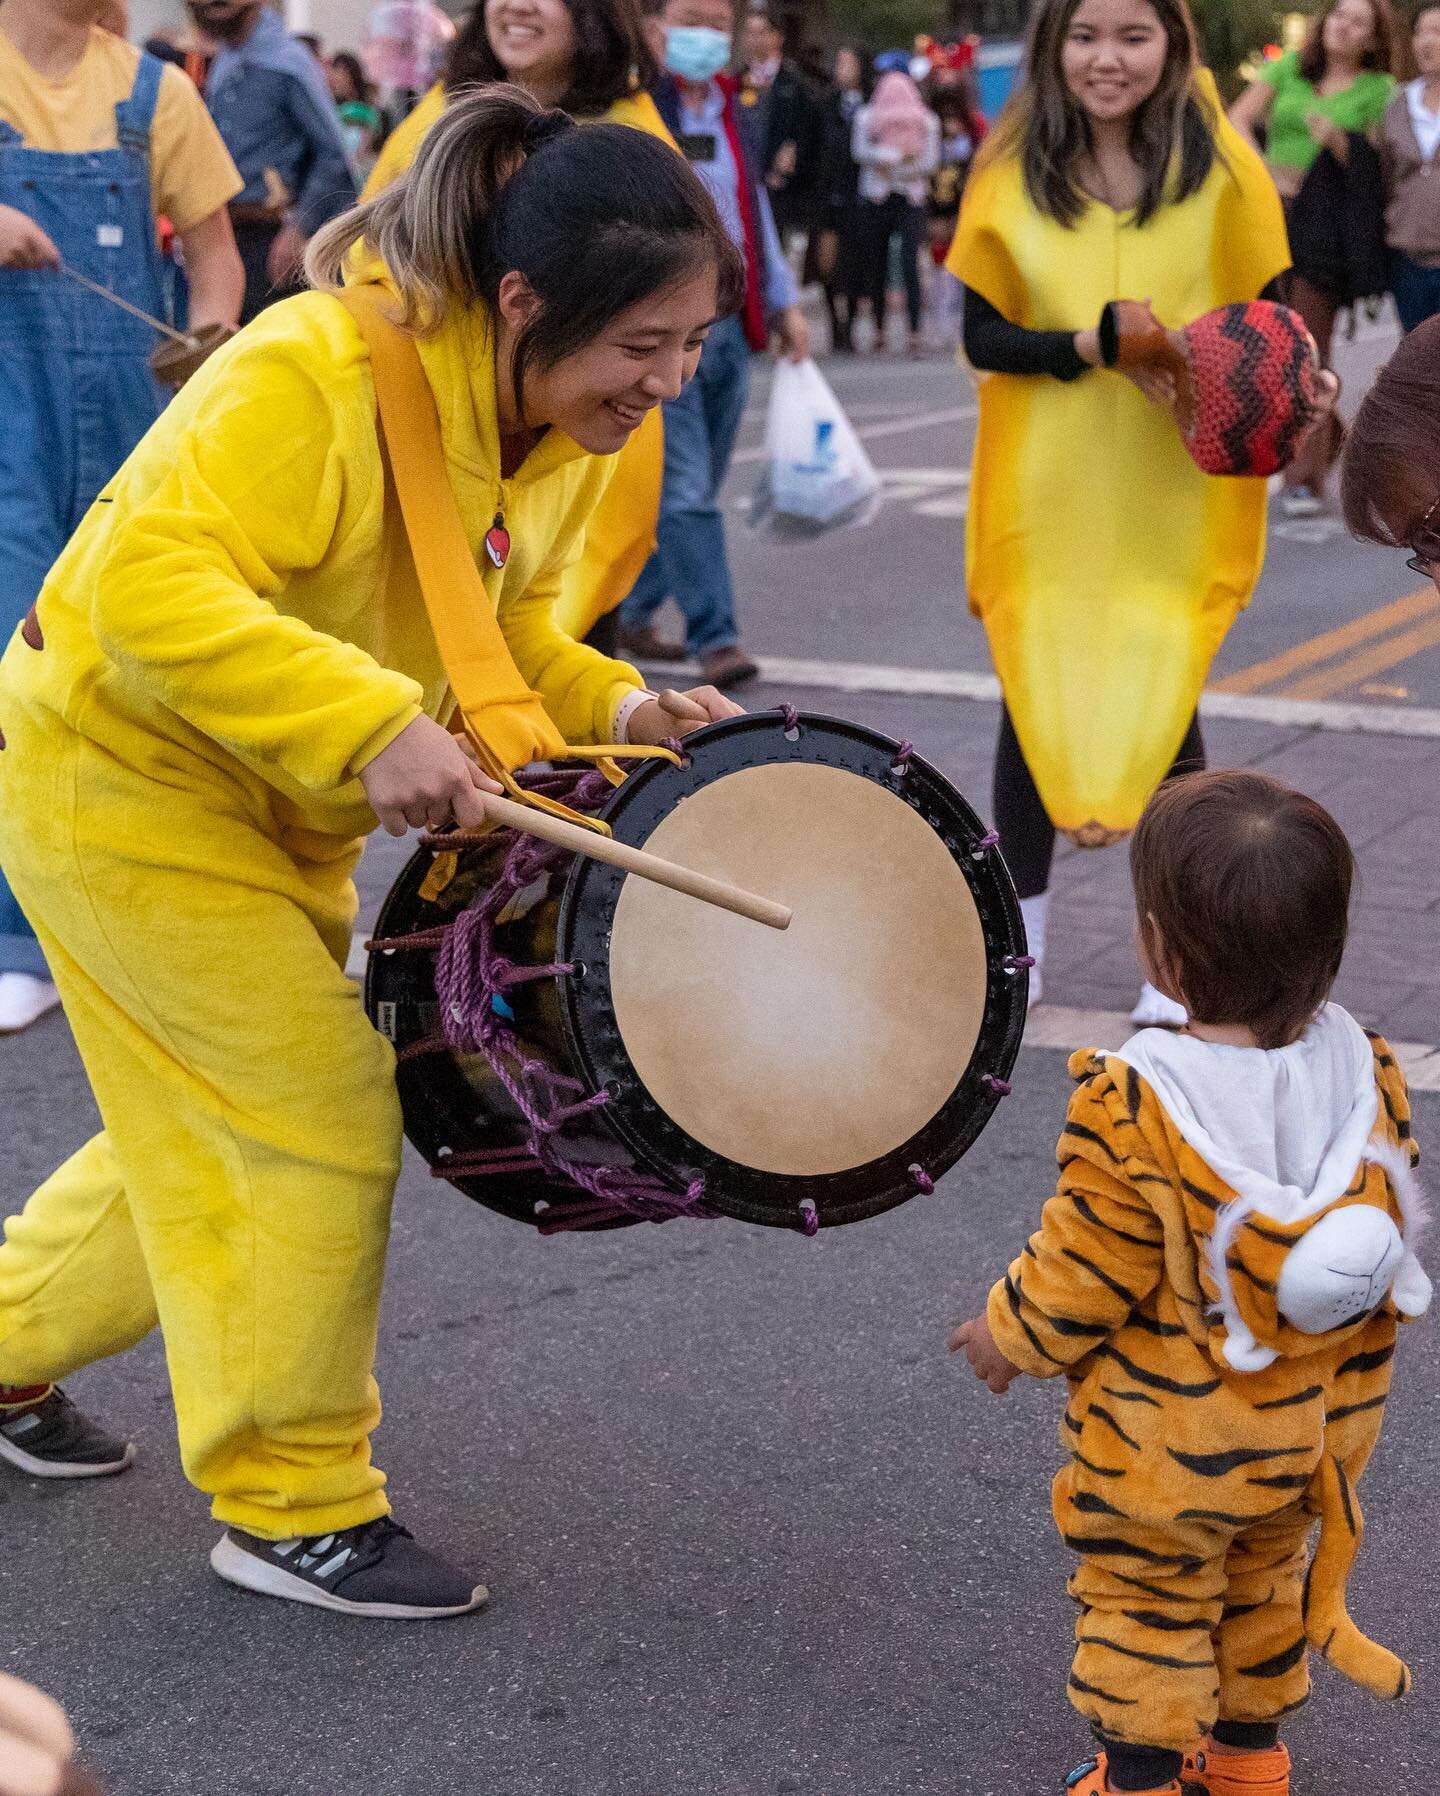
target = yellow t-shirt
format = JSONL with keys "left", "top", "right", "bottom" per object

{"left": 0, "top": 26, "right": 241, "bottom": 230}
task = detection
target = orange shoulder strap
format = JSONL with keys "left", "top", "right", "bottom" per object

{"left": 337, "top": 284, "right": 571, "bottom": 773}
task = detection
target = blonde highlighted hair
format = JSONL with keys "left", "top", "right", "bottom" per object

{"left": 305, "top": 84, "right": 743, "bottom": 417}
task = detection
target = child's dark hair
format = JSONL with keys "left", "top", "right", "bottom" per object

{"left": 1130, "top": 770, "right": 1354, "bottom": 1049}
{"left": 308, "top": 88, "right": 743, "bottom": 414}
{"left": 1341, "top": 312, "right": 1440, "bottom": 548}
{"left": 445, "top": 0, "right": 658, "bottom": 111}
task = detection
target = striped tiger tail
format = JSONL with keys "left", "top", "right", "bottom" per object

{"left": 1302, "top": 1453, "right": 1411, "bottom": 1700}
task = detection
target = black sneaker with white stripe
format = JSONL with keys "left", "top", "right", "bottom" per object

{"left": 211, "top": 1517, "right": 489, "bottom": 1619}
{"left": 0, "top": 1387, "right": 135, "bottom": 1479}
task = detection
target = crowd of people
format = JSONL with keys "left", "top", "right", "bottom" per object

{"left": 0, "top": 3, "right": 1438, "bottom": 1796}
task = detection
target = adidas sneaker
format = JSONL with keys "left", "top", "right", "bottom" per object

{"left": 0, "top": 1386, "right": 135, "bottom": 1479}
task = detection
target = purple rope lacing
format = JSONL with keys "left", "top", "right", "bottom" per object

{"left": 780, "top": 704, "right": 800, "bottom": 734}
{"left": 972, "top": 829, "right": 999, "bottom": 858}
{"left": 908, "top": 1163, "right": 935, "bottom": 1196}
{"left": 981, "top": 1074, "right": 1012, "bottom": 1097}
{"left": 1004, "top": 953, "right": 1036, "bottom": 972}
{"left": 398, "top": 768, "right": 714, "bottom": 1234}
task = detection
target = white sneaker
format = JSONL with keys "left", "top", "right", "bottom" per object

{"left": 1130, "top": 981, "right": 1187, "bottom": 1029}
{"left": 1019, "top": 892, "right": 1049, "bottom": 1012}
{"left": 1279, "top": 484, "right": 1323, "bottom": 519}
{"left": 0, "top": 973, "right": 60, "bottom": 1033}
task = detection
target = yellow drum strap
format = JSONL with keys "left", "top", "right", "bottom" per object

{"left": 337, "top": 285, "right": 573, "bottom": 776}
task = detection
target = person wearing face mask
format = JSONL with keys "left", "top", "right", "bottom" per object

{"left": 361, "top": 0, "right": 674, "bottom": 657}
{"left": 0, "top": 0, "right": 243, "bottom": 1035}
{"left": 1230, "top": 0, "right": 1398, "bottom": 516}
{"left": 947, "top": 0, "right": 1290, "bottom": 1033}
{"left": 616, "top": 0, "right": 809, "bottom": 686}
{"left": 0, "top": 88, "right": 744, "bottom": 1616}
{"left": 186, "top": 0, "right": 358, "bottom": 323}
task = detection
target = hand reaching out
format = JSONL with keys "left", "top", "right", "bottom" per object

{"left": 948, "top": 1311, "right": 1021, "bottom": 1394}
{"left": 625, "top": 686, "right": 745, "bottom": 745}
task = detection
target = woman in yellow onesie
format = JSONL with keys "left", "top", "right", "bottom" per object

{"left": 368, "top": 0, "right": 675, "bottom": 648}
{"left": 946, "top": 0, "right": 1290, "bottom": 1026}
{"left": 0, "top": 86, "right": 743, "bottom": 1619}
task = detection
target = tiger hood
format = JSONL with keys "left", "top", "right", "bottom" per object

{"left": 1113, "top": 1003, "right": 1432, "bottom": 1374}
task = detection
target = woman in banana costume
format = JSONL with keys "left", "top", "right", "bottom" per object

{"left": 947, "top": 0, "right": 1289, "bottom": 1022}
{"left": 366, "top": 0, "right": 675, "bottom": 646}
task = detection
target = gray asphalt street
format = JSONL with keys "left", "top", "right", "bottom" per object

{"left": 4, "top": 337, "right": 1440, "bottom": 1796}
{"left": 5, "top": 1021, "right": 1437, "bottom": 1796}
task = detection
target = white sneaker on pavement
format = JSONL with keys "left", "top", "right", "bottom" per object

{"left": 0, "top": 973, "right": 60, "bottom": 1034}
{"left": 1130, "top": 980, "right": 1187, "bottom": 1029}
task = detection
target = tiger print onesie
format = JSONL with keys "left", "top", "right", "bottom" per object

{"left": 986, "top": 1005, "right": 1429, "bottom": 1754}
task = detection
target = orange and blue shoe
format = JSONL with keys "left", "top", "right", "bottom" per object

{"left": 1063, "top": 1752, "right": 1203, "bottom": 1795}
{"left": 1184, "top": 1739, "right": 1291, "bottom": 1796}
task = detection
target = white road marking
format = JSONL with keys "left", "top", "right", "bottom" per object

{"left": 635, "top": 653, "right": 1440, "bottom": 740}
{"left": 729, "top": 404, "right": 976, "bottom": 467}
{"left": 346, "top": 946, "right": 1440, "bottom": 1090}
{"left": 1024, "top": 1005, "right": 1440, "bottom": 1091}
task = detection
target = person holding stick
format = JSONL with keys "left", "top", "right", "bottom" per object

{"left": 0, "top": 87, "right": 742, "bottom": 1619}
{"left": 0, "top": 0, "right": 243, "bottom": 1033}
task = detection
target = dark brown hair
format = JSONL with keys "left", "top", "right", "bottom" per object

{"left": 1341, "top": 312, "right": 1440, "bottom": 546}
{"left": 1298, "top": 0, "right": 1398, "bottom": 83}
{"left": 446, "top": 0, "right": 657, "bottom": 113}
{"left": 1130, "top": 771, "right": 1354, "bottom": 1049}
{"left": 981, "top": 0, "right": 1217, "bottom": 227}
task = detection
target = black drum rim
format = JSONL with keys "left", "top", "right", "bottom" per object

{"left": 554, "top": 710, "right": 1028, "bottom": 1231}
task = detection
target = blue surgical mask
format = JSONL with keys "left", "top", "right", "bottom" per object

{"left": 664, "top": 25, "right": 732, "bottom": 83}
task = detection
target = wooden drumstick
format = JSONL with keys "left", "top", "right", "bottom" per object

{"left": 475, "top": 792, "right": 792, "bottom": 931}
{"left": 658, "top": 689, "right": 712, "bottom": 723}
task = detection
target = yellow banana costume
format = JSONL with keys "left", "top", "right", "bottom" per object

{"left": 947, "top": 92, "right": 1289, "bottom": 840}
{"left": 365, "top": 87, "right": 674, "bottom": 641}
{"left": 988, "top": 1022, "right": 1426, "bottom": 1752}
{"left": 0, "top": 283, "right": 644, "bottom": 1539}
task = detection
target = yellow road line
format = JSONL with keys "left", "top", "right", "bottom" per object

{"left": 1209, "top": 587, "right": 1440, "bottom": 694}
{"left": 1277, "top": 611, "right": 1440, "bottom": 701}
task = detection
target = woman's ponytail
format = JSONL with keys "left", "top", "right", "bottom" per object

{"left": 306, "top": 85, "right": 575, "bottom": 330}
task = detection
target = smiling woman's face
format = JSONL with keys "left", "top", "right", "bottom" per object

{"left": 1060, "top": 0, "right": 1168, "bottom": 126}
{"left": 505, "top": 266, "right": 721, "bottom": 454}
{"left": 483, "top": 0, "right": 579, "bottom": 96}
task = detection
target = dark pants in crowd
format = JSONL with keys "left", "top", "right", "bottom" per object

{"left": 620, "top": 314, "right": 749, "bottom": 658}
{"left": 993, "top": 705, "right": 1206, "bottom": 899}
{"left": 1391, "top": 250, "right": 1440, "bottom": 334}
{"left": 233, "top": 218, "right": 306, "bottom": 326}
{"left": 858, "top": 194, "right": 924, "bottom": 337}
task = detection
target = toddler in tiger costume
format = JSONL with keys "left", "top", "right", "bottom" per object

{"left": 952, "top": 770, "right": 1429, "bottom": 1796}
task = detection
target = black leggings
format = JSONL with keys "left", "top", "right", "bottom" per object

{"left": 993, "top": 704, "right": 1206, "bottom": 900}
{"left": 858, "top": 195, "right": 924, "bottom": 335}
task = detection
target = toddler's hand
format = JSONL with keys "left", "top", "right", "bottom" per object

{"left": 948, "top": 1312, "right": 1020, "bottom": 1394}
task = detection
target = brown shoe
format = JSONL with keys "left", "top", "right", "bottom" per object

{"left": 700, "top": 645, "right": 759, "bottom": 690}
{"left": 616, "top": 624, "right": 687, "bottom": 664}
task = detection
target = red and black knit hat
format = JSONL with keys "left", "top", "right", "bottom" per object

{"left": 1177, "top": 301, "right": 1322, "bottom": 478}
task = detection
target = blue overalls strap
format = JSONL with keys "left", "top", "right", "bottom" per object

{"left": 114, "top": 51, "right": 166, "bottom": 153}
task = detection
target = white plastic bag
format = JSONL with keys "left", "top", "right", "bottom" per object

{"left": 749, "top": 359, "right": 882, "bottom": 537}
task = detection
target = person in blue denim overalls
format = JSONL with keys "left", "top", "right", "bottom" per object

{"left": 0, "top": 0, "right": 242, "bottom": 1032}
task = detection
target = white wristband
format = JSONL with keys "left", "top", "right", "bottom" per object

{"left": 613, "top": 688, "right": 659, "bottom": 745}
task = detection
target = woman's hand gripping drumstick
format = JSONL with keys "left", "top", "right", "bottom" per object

{"left": 625, "top": 685, "right": 745, "bottom": 743}
{"left": 358, "top": 710, "right": 792, "bottom": 931}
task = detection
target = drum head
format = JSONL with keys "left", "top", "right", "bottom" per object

{"left": 608, "top": 761, "right": 985, "bottom": 1176}
{"left": 559, "top": 713, "right": 1027, "bottom": 1229}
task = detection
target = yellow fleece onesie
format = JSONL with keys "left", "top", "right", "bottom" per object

{"left": 0, "top": 283, "right": 644, "bottom": 1539}
{"left": 985, "top": 1013, "right": 1428, "bottom": 1753}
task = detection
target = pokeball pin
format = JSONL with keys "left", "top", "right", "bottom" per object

{"left": 484, "top": 512, "right": 511, "bottom": 569}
